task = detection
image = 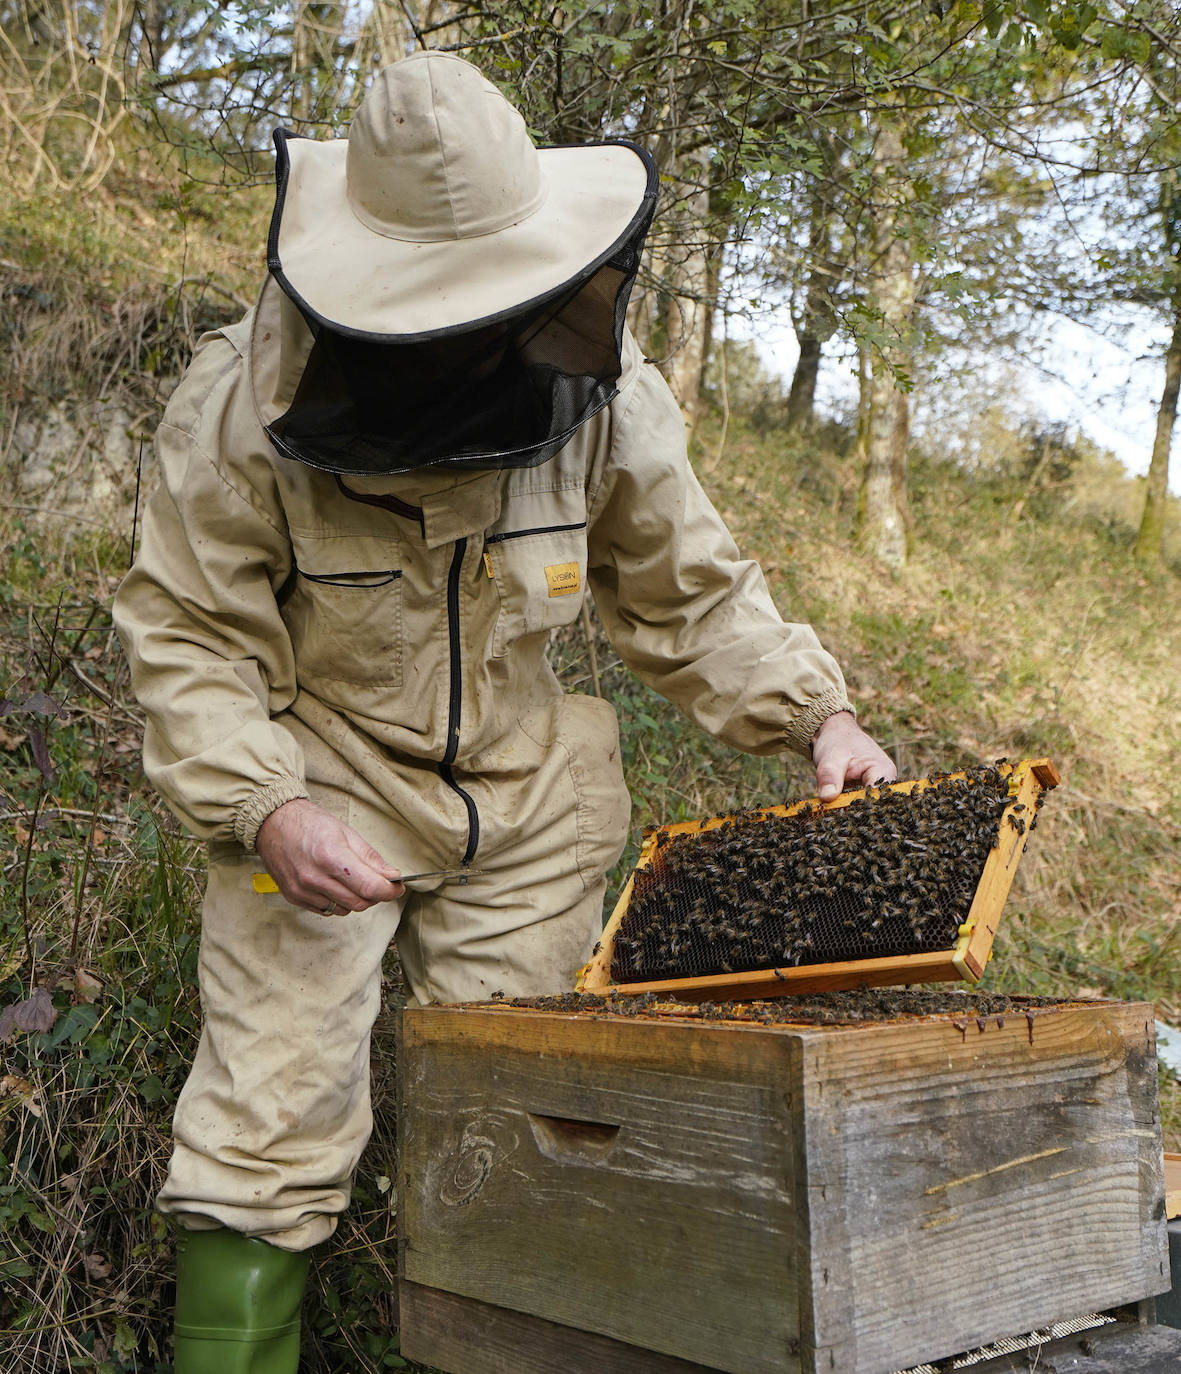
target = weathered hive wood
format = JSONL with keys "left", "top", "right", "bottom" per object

{"left": 399, "top": 1010, "right": 797, "bottom": 1373}
{"left": 397, "top": 1000, "right": 1169, "bottom": 1374}
{"left": 963, "top": 1322, "right": 1181, "bottom": 1373}
{"left": 399, "top": 1283, "right": 725, "bottom": 1373}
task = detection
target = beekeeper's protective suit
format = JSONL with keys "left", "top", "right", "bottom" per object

{"left": 114, "top": 51, "right": 889, "bottom": 1373}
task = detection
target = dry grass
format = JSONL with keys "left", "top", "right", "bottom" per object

{"left": 0, "top": 142, "right": 268, "bottom": 454}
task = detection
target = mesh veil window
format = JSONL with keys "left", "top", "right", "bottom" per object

{"left": 266, "top": 213, "right": 652, "bottom": 477}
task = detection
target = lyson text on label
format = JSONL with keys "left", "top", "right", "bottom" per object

{"left": 545, "top": 562, "right": 581, "bottom": 597}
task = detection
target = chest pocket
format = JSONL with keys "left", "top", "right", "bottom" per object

{"left": 281, "top": 533, "right": 404, "bottom": 687}
{"left": 484, "top": 521, "right": 588, "bottom": 659}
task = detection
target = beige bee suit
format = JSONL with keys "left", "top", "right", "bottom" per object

{"left": 113, "top": 280, "right": 853, "bottom": 1249}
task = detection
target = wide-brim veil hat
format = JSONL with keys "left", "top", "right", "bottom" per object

{"left": 268, "top": 50, "right": 656, "bottom": 339}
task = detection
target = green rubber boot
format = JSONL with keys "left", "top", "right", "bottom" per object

{"left": 173, "top": 1228, "right": 310, "bottom": 1373}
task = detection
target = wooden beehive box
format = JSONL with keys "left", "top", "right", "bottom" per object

{"left": 397, "top": 996, "right": 1170, "bottom": 1374}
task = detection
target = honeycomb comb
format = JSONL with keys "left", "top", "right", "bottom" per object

{"left": 577, "top": 758, "right": 1059, "bottom": 1000}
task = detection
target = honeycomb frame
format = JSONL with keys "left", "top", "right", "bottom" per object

{"left": 578, "top": 757, "right": 1060, "bottom": 1000}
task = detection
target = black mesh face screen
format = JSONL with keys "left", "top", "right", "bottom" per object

{"left": 610, "top": 765, "right": 1026, "bottom": 984}
{"left": 265, "top": 226, "right": 645, "bottom": 476}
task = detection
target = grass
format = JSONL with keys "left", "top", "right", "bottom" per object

{"left": 2, "top": 177, "right": 1179, "bottom": 1368}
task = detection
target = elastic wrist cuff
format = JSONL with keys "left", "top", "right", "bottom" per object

{"left": 233, "top": 779, "right": 311, "bottom": 851}
{"left": 783, "top": 690, "right": 857, "bottom": 758}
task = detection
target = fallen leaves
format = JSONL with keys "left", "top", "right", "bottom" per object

{"left": 0, "top": 1073, "right": 43, "bottom": 1117}
{"left": 72, "top": 969, "right": 103, "bottom": 1004}
{"left": 82, "top": 1252, "right": 112, "bottom": 1281}
{"left": 0, "top": 985, "right": 59, "bottom": 1040}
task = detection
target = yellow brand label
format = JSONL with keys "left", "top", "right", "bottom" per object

{"left": 545, "top": 562, "right": 580, "bottom": 597}
{"left": 483, "top": 551, "right": 494, "bottom": 578}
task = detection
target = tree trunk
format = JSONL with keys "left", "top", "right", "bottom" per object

{"left": 386, "top": 1, "right": 461, "bottom": 62}
{"left": 627, "top": 233, "right": 666, "bottom": 360}
{"left": 786, "top": 332, "right": 823, "bottom": 433}
{"left": 856, "top": 115, "right": 916, "bottom": 569}
{"left": 787, "top": 187, "right": 838, "bottom": 434}
{"left": 367, "top": 2, "right": 407, "bottom": 66}
{"left": 662, "top": 145, "right": 715, "bottom": 439}
{"left": 1010, "top": 435, "right": 1054, "bottom": 524}
{"left": 136, "top": 0, "right": 165, "bottom": 76}
{"left": 857, "top": 321, "right": 912, "bottom": 566}
{"left": 291, "top": 2, "right": 345, "bottom": 124}
{"left": 1133, "top": 300, "right": 1181, "bottom": 566}
{"left": 857, "top": 338, "right": 871, "bottom": 441}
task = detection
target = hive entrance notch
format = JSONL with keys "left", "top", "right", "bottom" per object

{"left": 578, "top": 758, "right": 1059, "bottom": 1001}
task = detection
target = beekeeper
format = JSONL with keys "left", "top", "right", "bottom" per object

{"left": 114, "top": 50, "right": 895, "bottom": 1374}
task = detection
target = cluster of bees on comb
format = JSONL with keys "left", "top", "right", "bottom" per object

{"left": 610, "top": 762, "right": 1039, "bottom": 983}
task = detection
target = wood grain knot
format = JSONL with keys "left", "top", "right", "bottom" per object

{"left": 438, "top": 1129, "right": 497, "bottom": 1207}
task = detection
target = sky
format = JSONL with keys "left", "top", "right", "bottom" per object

{"left": 733, "top": 307, "right": 1178, "bottom": 496}
{"left": 1022, "top": 314, "right": 1172, "bottom": 486}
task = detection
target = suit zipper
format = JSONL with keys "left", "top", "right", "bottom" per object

{"left": 483, "top": 521, "right": 589, "bottom": 578}
{"left": 440, "top": 537, "right": 480, "bottom": 865}
{"left": 485, "top": 520, "right": 587, "bottom": 545}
